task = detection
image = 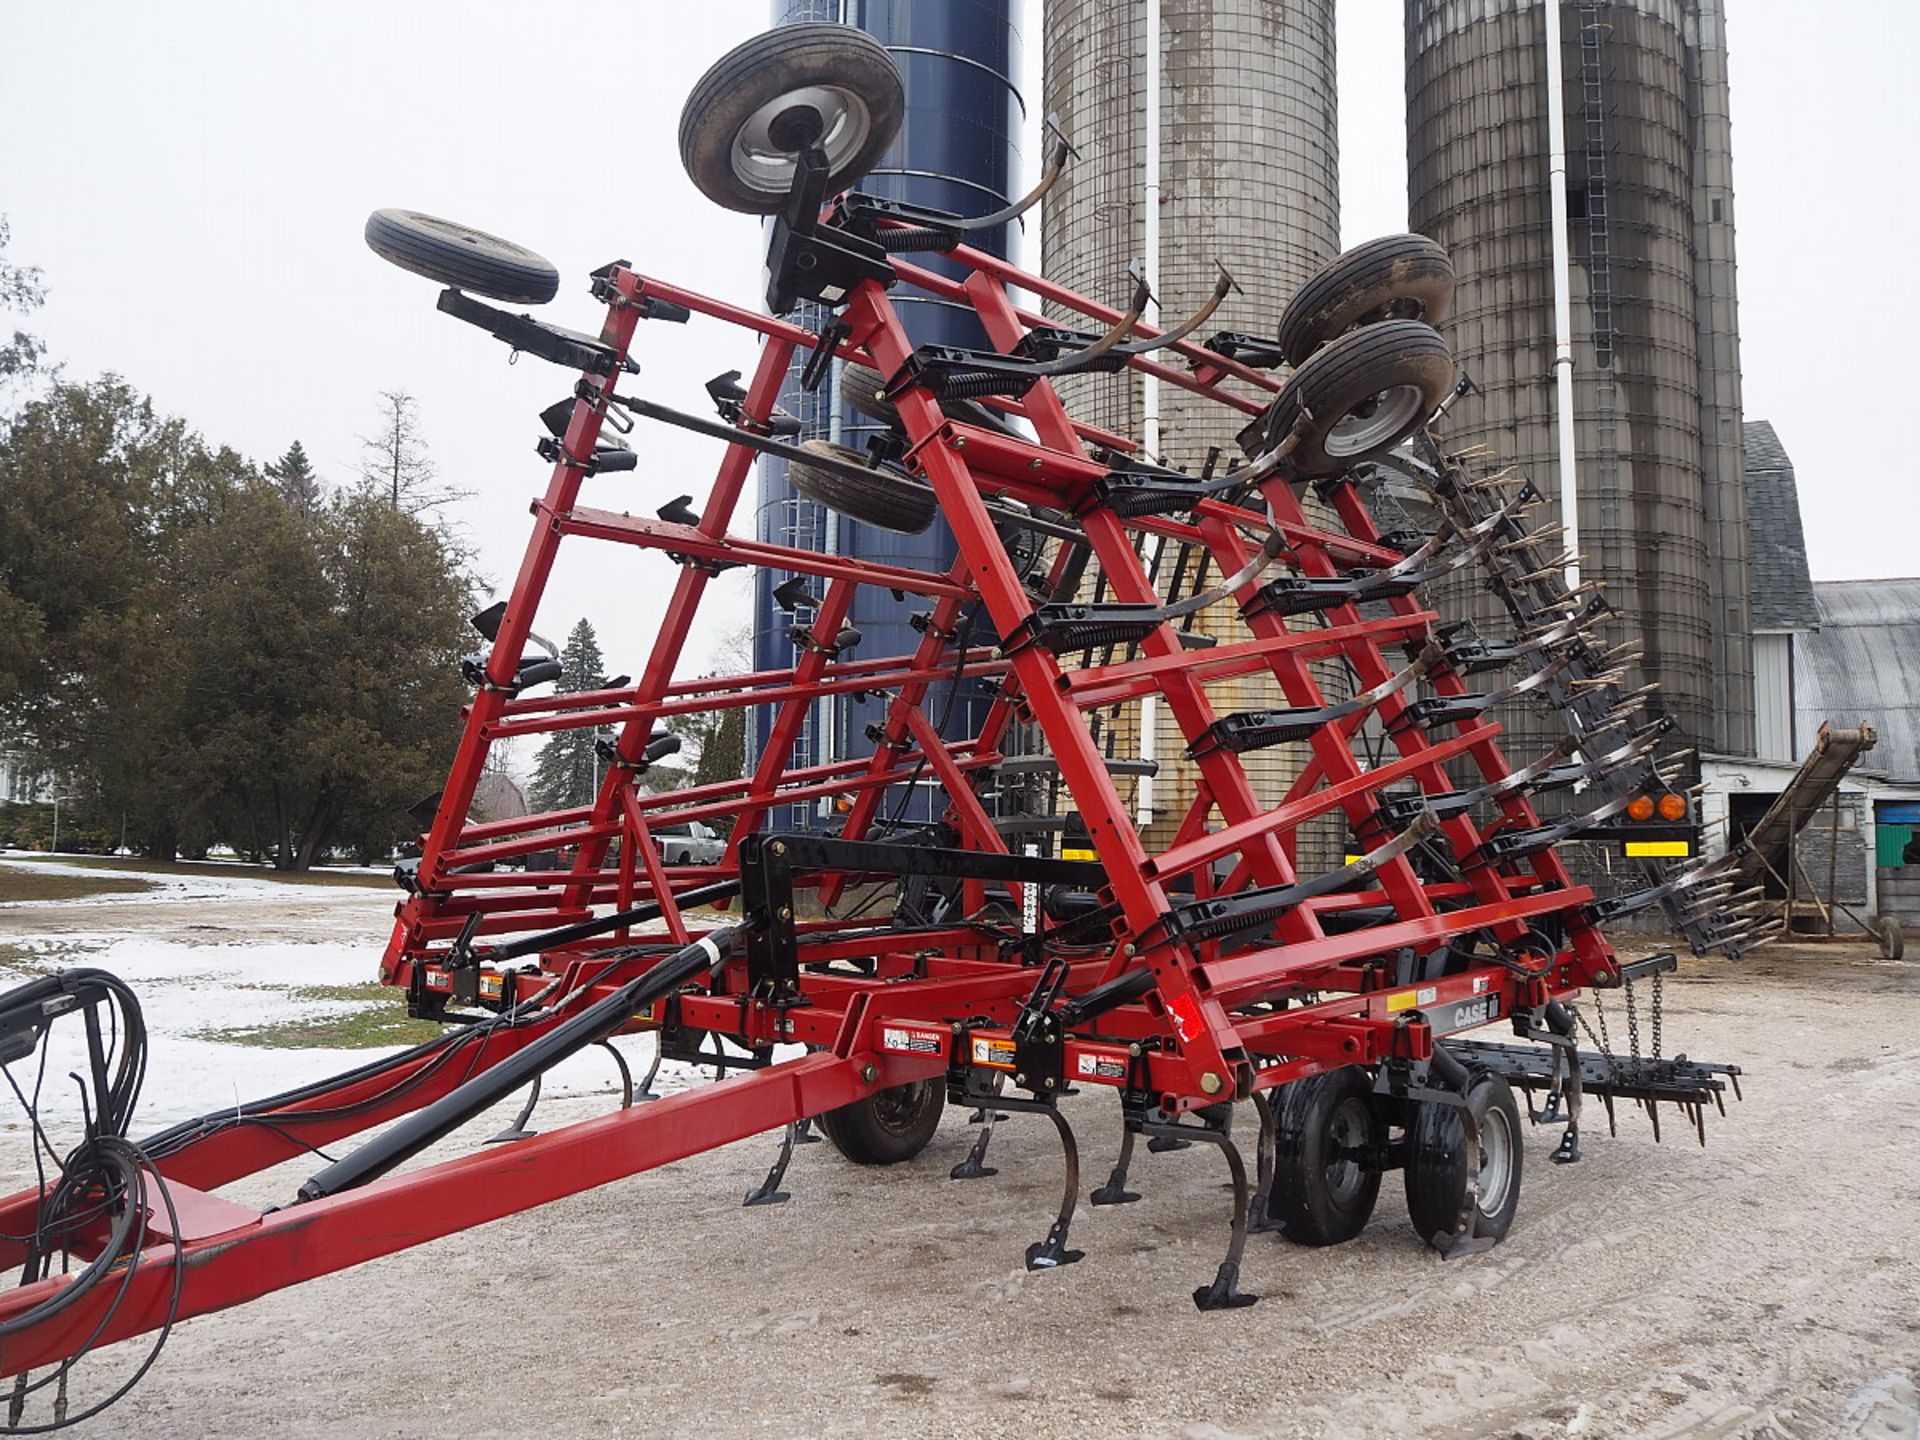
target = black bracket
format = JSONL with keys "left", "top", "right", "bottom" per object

{"left": 764, "top": 147, "right": 896, "bottom": 315}
{"left": 738, "top": 836, "right": 802, "bottom": 1006}
{"left": 436, "top": 288, "right": 636, "bottom": 375}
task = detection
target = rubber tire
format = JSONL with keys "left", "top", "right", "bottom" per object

{"left": 839, "top": 361, "right": 1021, "bottom": 439}
{"left": 1254, "top": 320, "right": 1456, "bottom": 478}
{"left": 1275, "top": 234, "right": 1454, "bottom": 366}
{"left": 1878, "top": 915, "right": 1905, "bottom": 961}
{"left": 364, "top": 209, "right": 560, "bottom": 305}
{"left": 839, "top": 362, "right": 901, "bottom": 428}
{"left": 818, "top": 1080, "right": 944, "bottom": 1164}
{"left": 1269, "top": 1066, "right": 1383, "bottom": 1246}
{"left": 789, "top": 439, "right": 936, "bottom": 534}
{"left": 679, "top": 24, "right": 904, "bottom": 215}
{"left": 1404, "top": 1071, "right": 1524, "bottom": 1250}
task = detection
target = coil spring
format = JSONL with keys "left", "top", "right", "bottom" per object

{"left": 936, "top": 371, "right": 1035, "bottom": 401}
{"left": 1034, "top": 622, "right": 1160, "bottom": 653}
{"left": 882, "top": 225, "right": 960, "bottom": 253}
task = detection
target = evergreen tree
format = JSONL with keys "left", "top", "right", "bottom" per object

{"left": 527, "top": 619, "right": 608, "bottom": 813}
{"left": 265, "top": 438, "right": 323, "bottom": 515}
{"left": 0, "top": 378, "right": 471, "bottom": 866}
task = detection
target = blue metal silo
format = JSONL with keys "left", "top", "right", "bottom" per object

{"left": 751, "top": 0, "right": 1024, "bottom": 830}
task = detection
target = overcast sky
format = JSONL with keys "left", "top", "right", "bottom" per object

{"left": 3, "top": 1, "right": 1914, "bottom": 687}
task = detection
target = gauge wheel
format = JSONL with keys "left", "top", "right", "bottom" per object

{"left": 818, "top": 1079, "right": 945, "bottom": 1164}
{"left": 789, "top": 438, "right": 937, "bottom": 534}
{"left": 679, "top": 24, "right": 904, "bottom": 215}
{"left": 1255, "top": 320, "right": 1456, "bottom": 478}
{"left": 1268, "top": 1065, "right": 1383, "bottom": 1246}
{"left": 1876, "top": 914, "right": 1904, "bottom": 961}
{"left": 363, "top": 209, "right": 560, "bottom": 305}
{"left": 1276, "top": 234, "right": 1454, "bottom": 366}
{"left": 839, "top": 362, "right": 902, "bottom": 428}
{"left": 1404, "top": 1070, "right": 1523, "bottom": 1250}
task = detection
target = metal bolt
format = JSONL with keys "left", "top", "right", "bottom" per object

{"left": 859, "top": 1063, "right": 878, "bottom": 1084}
{"left": 1200, "top": 1071, "right": 1224, "bottom": 1095}
{"left": 1128, "top": 1043, "right": 1143, "bottom": 1058}
{"left": 951, "top": 1023, "right": 963, "bottom": 1036}
{"left": 1014, "top": 1072, "right": 1026, "bottom": 1086}
{"left": 770, "top": 841, "right": 786, "bottom": 857}
{"left": 1028, "top": 457, "right": 1043, "bottom": 470}
{"left": 1042, "top": 1077, "right": 1055, "bottom": 1089}
{"left": 777, "top": 906, "right": 792, "bottom": 921}
{"left": 1123, "top": 943, "right": 1137, "bottom": 957}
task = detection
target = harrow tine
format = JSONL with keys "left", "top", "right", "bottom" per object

{"left": 1089, "top": 1120, "right": 1143, "bottom": 1205}
{"left": 1244, "top": 1090, "right": 1281, "bottom": 1234}
{"left": 1111, "top": 259, "right": 1241, "bottom": 358}
{"left": 1142, "top": 1117, "right": 1259, "bottom": 1310}
{"left": 952, "top": 1075, "right": 1004, "bottom": 1179}
{"left": 598, "top": 1038, "right": 635, "bottom": 1110}
{"left": 793, "top": 1115, "right": 822, "bottom": 1145}
{"left": 482, "top": 1075, "right": 542, "bottom": 1144}
{"left": 743, "top": 1120, "right": 798, "bottom": 1207}
{"left": 1020, "top": 1102, "right": 1086, "bottom": 1271}
{"left": 634, "top": 1030, "right": 664, "bottom": 1103}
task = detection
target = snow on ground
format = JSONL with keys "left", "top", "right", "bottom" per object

{"left": 0, "top": 858, "right": 704, "bottom": 1143}
{"left": 0, "top": 850, "right": 392, "bottom": 907}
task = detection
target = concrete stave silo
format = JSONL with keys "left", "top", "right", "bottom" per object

{"left": 1404, "top": 0, "right": 1751, "bottom": 766}
{"left": 1043, "top": 0, "right": 1342, "bottom": 852}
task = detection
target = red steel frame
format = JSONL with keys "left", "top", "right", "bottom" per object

{"left": 0, "top": 239, "right": 1627, "bottom": 1374}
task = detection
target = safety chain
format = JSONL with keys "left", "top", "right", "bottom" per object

{"left": 1624, "top": 978, "right": 1641, "bottom": 1063}
{"left": 1651, "top": 970, "right": 1664, "bottom": 1061}
{"left": 1568, "top": 998, "right": 1622, "bottom": 1081}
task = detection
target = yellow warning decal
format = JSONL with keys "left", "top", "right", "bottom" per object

{"left": 1624, "top": 840, "right": 1691, "bottom": 858}
{"left": 1386, "top": 985, "right": 1439, "bottom": 1013}
{"left": 1062, "top": 847, "right": 1097, "bottom": 862}
{"left": 970, "top": 1037, "right": 1016, "bottom": 1070}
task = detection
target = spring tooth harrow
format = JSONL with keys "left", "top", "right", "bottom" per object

{"left": 0, "top": 24, "right": 1747, "bottom": 1413}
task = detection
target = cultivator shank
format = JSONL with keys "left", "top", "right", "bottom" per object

{"left": 0, "top": 24, "right": 1748, "bottom": 1415}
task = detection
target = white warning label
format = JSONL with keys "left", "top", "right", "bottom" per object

{"left": 882, "top": 1027, "right": 943, "bottom": 1056}
{"left": 1075, "top": 1053, "right": 1129, "bottom": 1081}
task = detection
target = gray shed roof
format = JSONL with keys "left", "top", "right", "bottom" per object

{"left": 1743, "top": 421, "right": 1820, "bottom": 632}
{"left": 1794, "top": 578, "right": 1920, "bottom": 782}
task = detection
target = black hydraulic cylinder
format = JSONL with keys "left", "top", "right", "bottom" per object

{"left": 296, "top": 927, "right": 738, "bottom": 1202}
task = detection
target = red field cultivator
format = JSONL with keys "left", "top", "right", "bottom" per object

{"left": 0, "top": 24, "right": 1758, "bottom": 1425}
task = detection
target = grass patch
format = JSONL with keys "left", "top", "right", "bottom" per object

{"left": 3, "top": 855, "right": 383, "bottom": 888}
{"left": 289, "top": 982, "right": 399, "bottom": 1004}
{"left": 195, "top": 1004, "right": 444, "bottom": 1051}
{"left": 0, "top": 942, "right": 43, "bottom": 977}
{"left": 0, "top": 867, "right": 156, "bottom": 904}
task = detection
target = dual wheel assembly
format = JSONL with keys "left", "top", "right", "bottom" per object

{"left": 1272, "top": 1066, "right": 1522, "bottom": 1252}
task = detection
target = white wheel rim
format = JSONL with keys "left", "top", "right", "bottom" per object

{"left": 729, "top": 84, "right": 875, "bottom": 198}
{"left": 1325, "top": 383, "right": 1424, "bottom": 457}
{"left": 1476, "top": 1104, "right": 1514, "bottom": 1216}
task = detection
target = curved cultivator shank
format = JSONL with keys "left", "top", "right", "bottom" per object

{"left": 0, "top": 23, "right": 1746, "bottom": 1410}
